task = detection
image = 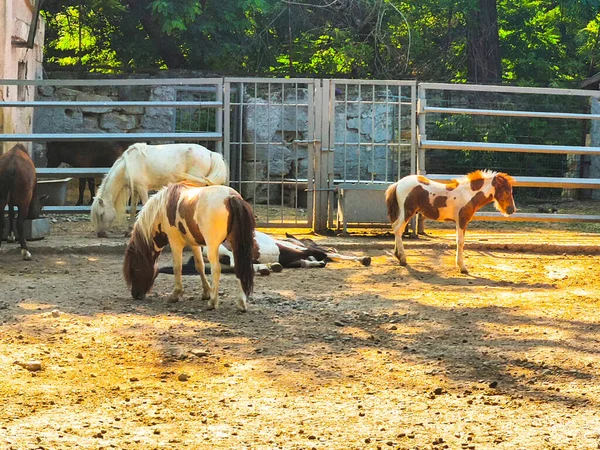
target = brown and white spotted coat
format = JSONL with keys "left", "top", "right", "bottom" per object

{"left": 124, "top": 182, "right": 255, "bottom": 311}
{"left": 386, "top": 170, "right": 516, "bottom": 274}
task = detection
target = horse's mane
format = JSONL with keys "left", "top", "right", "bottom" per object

{"left": 133, "top": 183, "right": 171, "bottom": 244}
{"left": 450, "top": 170, "right": 515, "bottom": 187}
{"left": 94, "top": 143, "right": 148, "bottom": 223}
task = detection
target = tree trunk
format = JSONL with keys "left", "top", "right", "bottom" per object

{"left": 466, "top": 0, "right": 502, "bottom": 84}
{"left": 123, "top": 0, "right": 187, "bottom": 69}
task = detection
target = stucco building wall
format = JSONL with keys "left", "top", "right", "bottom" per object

{"left": 0, "top": 0, "right": 45, "bottom": 155}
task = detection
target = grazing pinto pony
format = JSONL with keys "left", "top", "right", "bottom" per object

{"left": 123, "top": 183, "right": 255, "bottom": 312}
{"left": 91, "top": 143, "right": 228, "bottom": 237}
{"left": 159, "top": 231, "right": 372, "bottom": 276}
{"left": 46, "top": 141, "right": 127, "bottom": 205}
{"left": 386, "top": 170, "right": 516, "bottom": 274}
{"left": 0, "top": 144, "right": 45, "bottom": 260}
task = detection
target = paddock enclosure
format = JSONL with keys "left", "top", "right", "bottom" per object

{"left": 1, "top": 221, "right": 600, "bottom": 450}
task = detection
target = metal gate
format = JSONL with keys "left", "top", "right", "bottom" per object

{"left": 0, "top": 76, "right": 419, "bottom": 231}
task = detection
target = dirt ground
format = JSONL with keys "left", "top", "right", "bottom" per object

{"left": 1, "top": 220, "right": 600, "bottom": 450}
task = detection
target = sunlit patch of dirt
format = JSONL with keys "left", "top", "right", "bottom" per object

{"left": 1, "top": 226, "right": 600, "bottom": 449}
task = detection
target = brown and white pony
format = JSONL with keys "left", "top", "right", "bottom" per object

{"left": 0, "top": 144, "right": 46, "bottom": 260}
{"left": 123, "top": 182, "right": 255, "bottom": 312}
{"left": 158, "top": 230, "right": 372, "bottom": 276}
{"left": 386, "top": 170, "right": 516, "bottom": 274}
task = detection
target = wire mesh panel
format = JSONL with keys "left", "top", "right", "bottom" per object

{"left": 331, "top": 80, "right": 416, "bottom": 185}
{"left": 173, "top": 85, "right": 222, "bottom": 153}
{"left": 224, "top": 78, "right": 316, "bottom": 227}
{"left": 420, "top": 84, "right": 591, "bottom": 201}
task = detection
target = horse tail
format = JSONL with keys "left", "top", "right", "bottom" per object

{"left": 385, "top": 182, "right": 400, "bottom": 223}
{"left": 225, "top": 195, "right": 256, "bottom": 297}
{"left": 205, "top": 152, "right": 230, "bottom": 185}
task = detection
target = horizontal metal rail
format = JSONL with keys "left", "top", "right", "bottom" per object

{"left": 424, "top": 106, "right": 600, "bottom": 121}
{"left": 0, "top": 78, "right": 223, "bottom": 86}
{"left": 1, "top": 101, "right": 222, "bottom": 108}
{"left": 419, "top": 82, "right": 600, "bottom": 98}
{"left": 0, "top": 132, "right": 222, "bottom": 142}
{"left": 472, "top": 212, "right": 600, "bottom": 223}
{"left": 420, "top": 139, "right": 600, "bottom": 155}
{"left": 37, "top": 168, "right": 110, "bottom": 177}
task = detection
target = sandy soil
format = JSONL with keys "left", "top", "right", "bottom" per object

{"left": 1, "top": 222, "right": 600, "bottom": 450}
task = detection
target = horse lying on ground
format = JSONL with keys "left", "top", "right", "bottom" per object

{"left": 0, "top": 144, "right": 47, "bottom": 260}
{"left": 46, "top": 141, "right": 127, "bottom": 205}
{"left": 123, "top": 182, "right": 255, "bottom": 312}
{"left": 158, "top": 230, "right": 372, "bottom": 276}
{"left": 386, "top": 170, "right": 516, "bottom": 274}
{"left": 92, "top": 143, "right": 228, "bottom": 237}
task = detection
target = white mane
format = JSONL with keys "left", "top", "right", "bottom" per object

{"left": 133, "top": 184, "right": 170, "bottom": 243}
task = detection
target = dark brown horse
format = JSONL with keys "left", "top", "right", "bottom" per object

{"left": 0, "top": 144, "right": 46, "bottom": 260}
{"left": 46, "top": 141, "right": 127, "bottom": 205}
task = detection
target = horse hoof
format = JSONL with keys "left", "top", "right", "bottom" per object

{"left": 7, "top": 235, "right": 15, "bottom": 243}
{"left": 167, "top": 294, "right": 181, "bottom": 303}
{"left": 361, "top": 256, "right": 372, "bottom": 267}
{"left": 97, "top": 231, "right": 108, "bottom": 238}
{"left": 399, "top": 260, "right": 407, "bottom": 267}
{"left": 258, "top": 267, "right": 271, "bottom": 276}
{"left": 270, "top": 263, "right": 283, "bottom": 273}
{"left": 201, "top": 293, "right": 211, "bottom": 300}
{"left": 22, "top": 250, "right": 32, "bottom": 261}
{"left": 460, "top": 268, "right": 469, "bottom": 275}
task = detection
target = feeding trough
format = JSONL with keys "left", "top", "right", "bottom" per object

{"left": 36, "top": 177, "right": 72, "bottom": 206}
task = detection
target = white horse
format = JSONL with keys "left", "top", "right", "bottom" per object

{"left": 90, "top": 143, "right": 228, "bottom": 237}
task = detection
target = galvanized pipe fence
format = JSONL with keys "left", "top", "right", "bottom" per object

{"left": 1, "top": 77, "right": 599, "bottom": 230}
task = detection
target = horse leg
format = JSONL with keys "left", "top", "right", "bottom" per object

{"left": 129, "top": 190, "right": 139, "bottom": 230}
{"left": 76, "top": 178, "right": 85, "bottom": 206}
{"left": 392, "top": 213, "right": 410, "bottom": 266}
{"left": 168, "top": 242, "right": 185, "bottom": 302}
{"left": 87, "top": 178, "right": 96, "bottom": 205}
{"left": 206, "top": 245, "right": 221, "bottom": 310}
{"left": 7, "top": 203, "right": 16, "bottom": 243}
{"left": 16, "top": 205, "right": 31, "bottom": 261}
{"left": 456, "top": 225, "right": 469, "bottom": 274}
{"left": 191, "top": 246, "right": 211, "bottom": 300}
{"left": 0, "top": 201, "right": 5, "bottom": 248}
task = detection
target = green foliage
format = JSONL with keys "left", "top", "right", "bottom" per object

{"left": 39, "top": 0, "right": 600, "bottom": 84}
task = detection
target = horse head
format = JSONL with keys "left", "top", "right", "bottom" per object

{"left": 123, "top": 228, "right": 159, "bottom": 300}
{"left": 492, "top": 173, "right": 516, "bottom": 216}
{"left": 91, "top": 196, "right": 117, "bottom": 237}
{"left": 27, "top": 193, "right": 49, "bottom": 220}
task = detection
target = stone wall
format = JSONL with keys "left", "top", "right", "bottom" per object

{"left": 33, "top": 84, "right": 176, "bottom": 165}
{"left": 241, "top": 87, "right": 412, "bottom": 203}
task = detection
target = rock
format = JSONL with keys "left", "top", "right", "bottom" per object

{"left": 190, "top": 349, "right": 210, "bottom": 357}
{"left": 178, "top": 373, "right": 190, "bottom": 382}
{"left": 489, "top": 381, "right": 498, "bottom": 388}
{"left": 76, "top": 92, "right": 114, "bottom": 113}
{"left": 51, "top": 309, "right": 60, "bottom": 318}
{"left": 433, "top": 387, "right": 444, "bottom": 395}
{"left": 15, "top": 360, "right": 42, "bottom": 372}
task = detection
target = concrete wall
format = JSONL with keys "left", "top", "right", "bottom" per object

{"left": 0, "top": 0, "right": 45, "bottom": 155}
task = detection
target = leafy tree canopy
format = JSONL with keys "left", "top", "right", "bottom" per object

{"left": 40, "top": 0, "right": 600, "bottom": 86}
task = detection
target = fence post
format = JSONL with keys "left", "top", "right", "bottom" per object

{"left": 312, "top": 79, "right": 331, "bottom": 232}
